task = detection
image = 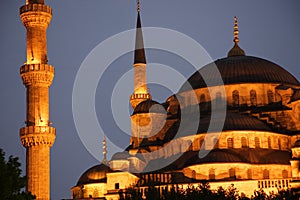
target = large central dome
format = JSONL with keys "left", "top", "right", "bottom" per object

{"left": 181, "top": 55, "right": 299, "bottom": 91}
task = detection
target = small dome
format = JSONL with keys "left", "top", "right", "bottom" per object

{"left": 227, "top": 43, "right": 245, "bottom": 57}
{"left": 293, "top": 140, "right": 300, "bottom": 148}
{"left": 133, "top": 99, "right": 166, "bottom": 115}
{"left": 111, "top": 151, "right": 130, "bottom": 160}
{"left": 76, "top": 164, "right": 112, "bottom": 186}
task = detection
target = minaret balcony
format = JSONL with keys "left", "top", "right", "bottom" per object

{"left": 20, "top": 4, "right": 52, "bottom": 15}
{"left": 20, "top": 64, "right": 54, "bottom": 86}
{"left": 20, "top": 4, "right": 52, "bottom": 28}
{"left": 20, "top": 126, "right": 56, "bottom": 147}
{"left": 130, "top": 93, "right": 151, "bottom": 100}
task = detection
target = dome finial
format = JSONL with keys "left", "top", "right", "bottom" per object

{"left": 227, "top": 16, "right": 245, "bottom": 57}
{"left": 233, "top": 16, "right": 239, "bottom": 44}
{"left": 137, "top": 0, "right": 141, "bottom": 13}
{"left": 102, "top": 134, "right": 108, "bottom": 164}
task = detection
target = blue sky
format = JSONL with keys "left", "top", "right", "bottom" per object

{"left": 1, "top": 0, "right": 300, "bottom": 199}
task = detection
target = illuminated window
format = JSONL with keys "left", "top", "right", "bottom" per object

{"left": 200, "top": 94, "right": 206, "bottom": 103}
{"left": 232, "top": 90, "right": 239, "bottom": 106}
{"left": 267, "top": 90, "right": 274, "bottom": 104}
{"left": 255, "top": 137, "right": 260, "bottom": 148}
{"left": 213, "top": 138, "right": 219, "bottom": 148}
{"left": 216, "top": 92, "right": 222, "bottom": 105}
{"left": 282, "top": 170, "right": 288, "bottom": 178}
{"left": 241, "top": 137, "right": 247, "bottom": 148}
{"left": 229, "top": 168, "right": 236, "bottom": 179}
{"left": 250, "top": 90, "right": 257, "bottom": 106}
{"left": 192, "top": 170, "right": 196, "bottom": 179}
{"left": 278, "top": 138, "right": 281, "bottom": 150}
{"left": 209, "top": 168, "right": 215, "bottom": 180}
{"left": 263, "top": 169, "right": 270, "bottom": 179}
{"left": 268, "top": 137, "right": 272, "bottom": 149}
{"left": 227, "top": 138, "right": 234, "bottom": 148}
{"left": 200, "top": 139, "right": 204, "bottom": 149}
{"left": 247, "top": 169, "right": 252, "bottom": 179}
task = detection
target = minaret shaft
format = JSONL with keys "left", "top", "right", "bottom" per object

{"left": 26, "top": 86, "right": 49, "bottom": 126}
{"left": 133, "top": 64, "right": 147, "bottom": 94}
{"left": 19, "top": 2, "right": 55, "bottom": 200}
{"left": 26, "top": 26, "right": 48, "bottom": 64}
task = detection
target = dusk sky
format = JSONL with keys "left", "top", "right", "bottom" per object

{"left": 1, "top": 1, "right": 300, "bottom": 199}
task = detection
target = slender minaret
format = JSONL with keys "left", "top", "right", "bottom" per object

{"left": 19, "top": 0, "right": 55, "bottom": 199}
{"left": 130, "top": 0, "right": 151, "bottom": 109}
{"left": 102, "top": 135, "right": 109, "bottom": 165}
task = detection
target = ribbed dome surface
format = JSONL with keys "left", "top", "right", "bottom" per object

{"left": 200, "top": 112, "right": 271, "bottom": 133}
{"left": 149, "top": 149, "right": 291, "bottom": 171}
{"left": 76, "top": 164, "right": 112, "bottom": 186}
{"left": 133, "top": 99, "right": 166, "bottom": 115}
{"left": 181, "top": 56, "right": 299, "bottom": 91}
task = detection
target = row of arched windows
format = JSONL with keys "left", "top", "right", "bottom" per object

{"left": 198, "top": 89, "right": 275, "bottom": 105}
{"left": 226, "top": 137, "right": 286, "bottom": 149}
{"left": 176, "top": 136, "right": 287, "bottom": 155}
{"left": 204, "top": 168, "right": 288, "bottom": 180}
{"left": 231, "top": 89, "right": 274, "bottom": 106}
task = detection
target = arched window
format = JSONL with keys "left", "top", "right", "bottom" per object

{"left": 241, "top": 137, "right": 247, "bottom": 148}
{"left": 268, "top": 137, "right": 272, "bottom": 149}
{"left": 200, "top": 94, "right": 206, "bottom": 103}
{"left": 267, "top": 90, "right": 274, "bottom": 104}
{"left": 216, "top": 92, "right": 222, "bottom": 105}
{"left": 247, "top": 169, "right": 252, "bottom": 179}
{"left": 232, "top": 90, "right": 239, "bottom": 106}
{"left": 282, "top": 170, "right": 288, "bottom": 178}
{"left": 250, "top": 90, "right": 257, "bottom": 106}
{"left": 209, "top": 168, "right": 215, "bottom": 180}
{"left": 263, "top": 169, "right": 270, "bottom": 179}
{"left": 278, "top": 138, "right": 281, "bottom": 150}
{"left": 227, "top": 138, "right": 234, "bottom": 149}
{"left": 200, "top": 139, "right": 204, "bottom": 148}
{"left": 192, "top": 170, "right": 196, "bottom": 179}
{"left": 255, "top": 137, "right": 260, "bottom": 148}
{"left": 229, "top": 168, "right": 236, "bottom": 179}
{"left": 213, "top": 138, "right": 219, "bottom": 148}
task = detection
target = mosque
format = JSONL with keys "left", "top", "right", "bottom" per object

{"left": 17, "top": 0, "right": 300, "bottom": 200}
{"left": 70, "top": 2, "right": 300, "bottom": 200}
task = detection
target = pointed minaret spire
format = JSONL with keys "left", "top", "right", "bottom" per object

{"left": 134, "top": 0, "right": 146, "bottom": 64}
{"left": 227, "top": 16, "right": 246, "bottom": 57}
{"left": 130, "top": 0, "right": 151, "bottom": 109}
{"left": 102, "top": 134, "right": 109, "bottom": 165}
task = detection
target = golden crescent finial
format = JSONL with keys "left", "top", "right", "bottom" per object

{"left": 234, "top": 16, "right": 239, "bottom": 44}
{"left": 137, "top": 0, "right": 141, "bottom": 13}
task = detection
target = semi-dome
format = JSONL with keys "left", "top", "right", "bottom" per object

{"left": 133, "top": 99, "right": 166, "bottom": 115}
{"left": 76, "top": 164, "right": 112, "bottom": 186}
{"left": 181, "top": 55, "right": 299, "bottom": 92}
{"left": 200, "top": 112, "right": 272, "bottom": 133}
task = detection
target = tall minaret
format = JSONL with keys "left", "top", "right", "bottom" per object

{"left": 130, "top": 0, "right": 151, "bottom": 109}
{"left": 19, "top": 0, "right": 55, "bottom": 199}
